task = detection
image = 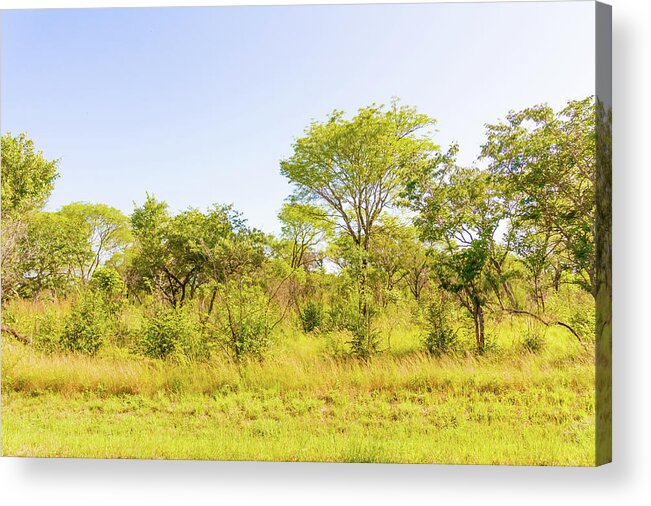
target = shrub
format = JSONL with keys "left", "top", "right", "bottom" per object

{"left": 211, "top": 279, "right": 275, "bottom": 361}
{"left": 90, "top": 266, "right": 124, "bottom": 296}
{"left": 139, "top": 308, "right": 205, "bottom": 360}
{"left": 347, "top": 312, "right": 380, "bottom": 358}
{"left": 546, "top": 286, "right": 595, "bottom": 344}
{"left": 422, "top": 295, "right": 458, "bottom": 356}
{"left": 60, "top": 292, "right": 107, "bottom": 355}
{"left": 520, "top": 326, "right": 546, "bottom": 353}
{"left": 32, "top": 308, "right": 65, "bottom": 353}
{"left": 569, "top": 305, "right": 595, "bottom": 344}
{"left": 300, "top": 300, "right": 323, "bottom": 333}
{"left": 90, "top": 266, "right": 125, "bottom": 314}
{"left": 325, "top": 296, "right": 379, "bottom": 358}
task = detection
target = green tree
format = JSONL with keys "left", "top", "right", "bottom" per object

{"left": 278, "top": 202, "right": 331, "bottom": 270}
{"left": 277, "top": 202, "right": 331, "bottom": 322}
{"left": 281, "top": 100, "right": 437, "bottom": 354}
{"left": 1, "top": 133, "right": 59, "bottom": 217}
{"left": 406, "top": 148, "right": 504, "bottom": 352}
{"left": 481, "top": 97, "right": 596, "bottom": 296}
{"left": 19, "top": 211, "right": 90, "bottom": 296}
{"left": 129, "top": 195, "right": 261, "bottom": 308}
{"left": 1, "top": 133, "right": 59, "bottom": 298}
{"left": 60, "top": 202, "right": 132, "bottom": 283}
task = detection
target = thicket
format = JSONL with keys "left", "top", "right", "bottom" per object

{"left": 1, "top": 96, "right": 604, "bottom": 361}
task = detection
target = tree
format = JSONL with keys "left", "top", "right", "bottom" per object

{"left": 1, "top": 133, "right": 59, "bottom": 299}
{"left": 481, "top": 97, "right": 596, "bottom": 296}
{"left": 281, "top": 100, "right": 437, "bottom": 354}
{"left": 368, "top": 216, "right": 411, "bottom": 294}
{"left": 60, "top": 202, "right": 132, "bottom": 283}
{"left": 278, "top": 202, "right": 330, "bottom": 271}
{"left": 406, "top": 148, "right": 504, "bottom": 352}
{"left": 1, "top": 133, "right": 59, "bottom": 218}
{"left": 19, "top": 211, "right": 90, "bottom": 296}
{"left": 277, "top": 202, "right": 331, "bottom": 321}
{"left": 129, "top": 195, "right": 262, "bottom": 308}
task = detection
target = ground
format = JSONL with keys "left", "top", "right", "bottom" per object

{"left": 1, "top": 321, "right": 595, "bottom": 465}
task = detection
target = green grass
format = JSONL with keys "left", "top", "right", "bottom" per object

{"left": 1, "top": 313, "right": 596, "bottom": 465}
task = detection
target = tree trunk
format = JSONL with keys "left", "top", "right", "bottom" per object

{"left": 472, "top": 300, "right": 485, "bottom": 353}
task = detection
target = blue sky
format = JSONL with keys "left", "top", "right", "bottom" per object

{"left": 1, "top": 2, "right": 595, "bottom": 234}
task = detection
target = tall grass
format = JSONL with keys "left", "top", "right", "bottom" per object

{"left": 1, "top": 297, "right": 596, "bottom": 464}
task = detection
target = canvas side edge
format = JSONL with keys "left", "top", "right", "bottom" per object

{"left": 595, "top": 0, "right": 612, "bottom": 467}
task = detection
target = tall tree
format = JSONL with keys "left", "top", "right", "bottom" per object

{"left": 281, "top": 100, "right": 437, "bottom": 353}
{"left": 60, "top": 202, "right": 132, "bottom": 283}
{"left": 481, "top": 97, "right": 596, "bottom": 296}
{"left": 19, "top": 211, "right": 90, "bottom": 296}
{"left": 1, "top": 133, "right": 59, "bottom": 299}
{"left": 278, "top": 202, "right": 331, "bottom": 271}
{"left": 406, "top": 147, "right": 505, "bottom": 352}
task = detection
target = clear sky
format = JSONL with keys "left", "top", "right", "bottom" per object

{"left": 1, "top": 1, "right": 595, "bottom": 234}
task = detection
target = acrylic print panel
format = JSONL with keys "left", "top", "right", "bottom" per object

{"left": 0, "top": 1, "right": 611, "bottom": 465}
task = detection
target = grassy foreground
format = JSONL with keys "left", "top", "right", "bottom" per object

{"left": 1, "top": 323, "right": 596, "bottom": 465}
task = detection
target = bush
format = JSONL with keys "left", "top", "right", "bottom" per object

{"left": 140, "top": 308, "right": 205, "bottom": 360}
{"left": 325, "top": 298, "right": 356, "bottom": 332}
{"left": 212, "top": 279, "right": 275, "bottom": 360}
{"left": 325, "top": 296, "right": 379, "bottom": 358}
{"left": 422, "top": 295, "right": 458, "bottom": 356}
{"left": 300, "top": 300, "right": 323, "bottom": 333}
{"left": 569, "top": 305, "right": 595, "bottom": 344}
{"left": 520, "top": 326, "right": 546, "bottom": 353}
{"left": 347, "top": 312, "right": 380, "bottom": 358}
{"left": 90, "top": 266, "right": 125, "bottom": 314}
{"left": 60, "top": 292, "right": 107, "bottom": 355}
{"left": 32, "top": 308, "right": 65, "bottom": 353}
{"left": 90, "top": 266, "right": 124, "bottom": 296}
{"left": 546, "top": 286, "right": 595, "bottom": 344}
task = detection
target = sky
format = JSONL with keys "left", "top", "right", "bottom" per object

{"left": 1, "top": 2, "right": 595, "bottom": 235}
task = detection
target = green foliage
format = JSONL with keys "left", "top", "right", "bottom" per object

{"left": 300, "top": 300, "right": 323, "bottom": 333}
{"left": 139, "top": 307, "right": 205, "bottom": 361}
{"left": 129, "top": 196, "right": 264, "bottom": 307}
{"left": 325, "top": 294, "right": 380, "bottom": 358}
{"left": 90, "top": 266, "right": 124, "bottom": 297}
{"left": 60, "top": 292, "right": 107, "bottom": 355}
{"left": 422, "top": 295, "right": 458, "bottom": 356}
{"left": 546, "top": 287, "right": 595, "bottom": 343}
{"left": 19, "top": 211, "right": 90, "bottom": 296}
{"left": 60, "top": 202, "right": 132, "bottom": 283}
{"left": 482, "top": 97, "right": 596, "bottom": 295}
{"left": 210, "top": 279, "right": 276, "bottom": 360}
{"left": 520, "top": 326, "right": 546, "bottom": 354}
{"left": 281, "top": 100, "right": 437, "bottom": 250}
{"left": 90, "top": 266, "right": 126, "bottom": 315}
{"left": 1, "top": 133, "right": 60, "bottom": 297}
{"left": 568, "top": 306, "right": 596, "bottom": 344}
{"left": 1, "top": 132, "right": 59, "bottom": 218}
{"left": 348, "top": 316, "right": 381, "bottom": 359}
{"left": 278, "top": 202, "right": 331, "bottom": 270}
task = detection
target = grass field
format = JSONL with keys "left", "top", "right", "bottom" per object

{"left": 1, "top": 318, "right": 596, "bottom": 465}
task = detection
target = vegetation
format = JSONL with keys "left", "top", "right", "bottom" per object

{"left": 1, "top": 96, "right": 606, "bottom": 464}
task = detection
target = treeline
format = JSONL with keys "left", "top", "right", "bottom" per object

{"left": 1, "top": 96, "right": 605, "bottom": 359}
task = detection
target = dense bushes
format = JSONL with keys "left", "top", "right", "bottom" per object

{"left": 60, "top": 292, "right": 107, "bottom": 355}
{"left": 300, "top": 300, "right": 323, "bottom": 333}
{"left": 207, "top": 279, "right": 277, "bottom": 361}
{"left": 421, "top": 295, "right": 458, "bottom": 356}
{"left": 139, "top": 308, "right": 207, "bottom": 361}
